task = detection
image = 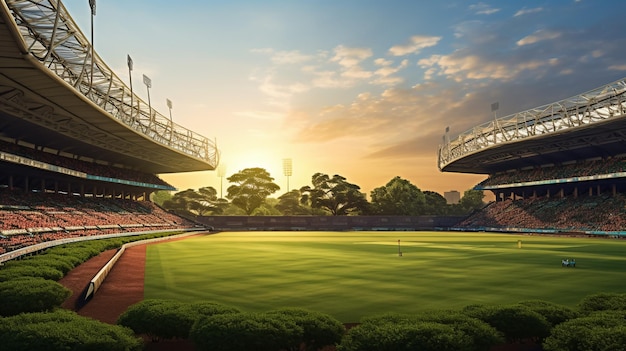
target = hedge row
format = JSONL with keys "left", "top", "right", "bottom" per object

{"left": 0, "top": 310, "right": 143, "bottom": 351}
{"left": 117, "top": 300, "right": 346, "bottom": 351}
{"left": 114, "top": 295, "right": 626, "bottom": 351}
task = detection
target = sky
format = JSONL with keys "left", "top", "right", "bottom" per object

{"left": 63, "top": 0, "right": 626, "bottom": 199}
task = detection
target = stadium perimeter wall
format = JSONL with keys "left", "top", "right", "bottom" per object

{"left": 196, "top": 215, "right": 466, "bottom": 231}
{"left": 0, "top": 228, "right": 204, "bottom": 264}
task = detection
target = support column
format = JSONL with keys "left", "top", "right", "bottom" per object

{"left": 613, "top": 184, "right": 617, "bottom": 196}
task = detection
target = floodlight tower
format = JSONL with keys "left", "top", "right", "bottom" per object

{"left": 217, "top": 164, "right": 226, "bottom": 199}
{"left": 166, "top": 98, "right": 173, "bottom": 121}
{"left": 127, "top": 54, "right": 134, "bottom": 118}
{"left": 88, "top": 0, "right": 96, "bottom": 94}
{"left": 283, "top": 158, "right": 293, "bottom": 192}
{"left": 143, "top": 74, "right": 152, "bottom": 122}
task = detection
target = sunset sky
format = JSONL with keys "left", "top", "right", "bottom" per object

{"left": 64, "top": 0, "right": 626, "bottom": 198}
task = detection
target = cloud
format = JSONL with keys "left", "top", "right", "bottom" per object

{"left": 418, "top": 53, "right": 557, "bottom": 82}
{"left": 252, "top": 73, "right": 310, "bottom": 108}
{"left": 330, "top": 45, "right": 373, "bottom": 68}
{"left": 609, "top": 64, "right": 626, "bottom": 71}
{"left": 469, "top": 2, "right": 500, "bottom": 15}
{"left": 311, "top": 70, "right": 352, "bottom": 88}
{"left": 514, "top": 7, "right": 544, "bottom": 17}
{"left": 389, "top": 35, "right": 442, "bottom": 56}
{"left": 342, "top": 65, "right": 374, "bottom": 80}
{"left": 290, "top": 81, "right": 474, "bottom": 153}
{"left": 517, "top": 29, "right": 561, "bottom": 46}
{"left": 372, "top": 59, "right": 408, "bottom": 86}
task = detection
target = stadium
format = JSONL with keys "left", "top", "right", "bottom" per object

{"left": 2, "top": 1, "right": 626, "bottom": 350}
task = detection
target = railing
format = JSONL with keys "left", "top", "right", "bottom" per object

{"left": 4, "top": 0, "right": 218, "bottom": 168}
{"left": 438, "top": 78, "right": 626, "bottom": 170}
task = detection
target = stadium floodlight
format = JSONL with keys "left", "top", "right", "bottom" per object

{"left": 491, "top": 101, "right": 499, "bottom": 118}
{"left": 88, "top": 0, "right": 96, "bottom": 94}
{"left": 143, "top": 74, "right": 152, "bottom": 120}
{"left": 166, "top": 98, "right": 173, "bottom": 120}
{"left": 127, "top": 54, "right": 134, "bottom": 118}
{"left": 283, "top": 158, "right": 292, "bottom": 192}
{"left": 217, "top": 164, "right": 226, "bottom": 198}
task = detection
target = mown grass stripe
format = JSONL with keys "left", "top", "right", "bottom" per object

{"left": 144, "top": 231, "right": 626, "bottom": 322}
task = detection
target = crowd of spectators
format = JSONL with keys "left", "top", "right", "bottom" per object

{"left": 0, "top": 189, "right": 196, "bottom": 254}
{"left": 458, "top": 194, "right": 626, "bottom": 233}
{"left": 0, "top": 139, "right": 171, "bottom": 187}
{"left": 481, "top": 157, "right": 626, "bottom": 187}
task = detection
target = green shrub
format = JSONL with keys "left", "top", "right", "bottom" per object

{"left": 517, "top": 300, "right": 579, "bottom": 327}
{"left": 267, "top": 307, "right": 345, "bottom": 351}
{"left": 462, "top": 304, "right": 550, "bottom": 343}
{"left": 50, "top": 244, "right": 105, "bottom": 262}
{"left": 543, "top": 311, "right": 626, "bottom": 351}
{"left": 117, "top": 299, "right": 239, "bottom": 340}
{"left": 4, "top": 256, "right": 74, "bottom": 276}
{"left": 0, "top": 277, "right": 71, "bottom": 316}
{"left": 0, "top": 265, "right": 63, "bottom": 282}
{"left": 359, "top": 311, "right": 503, "bottom": 351}
{"left": 0, "top": 309, "right": 143, "bottom": 351}
{"left": 190, "top": 301, "right": 241, "bottom": 317}
{"left": 415, "top": 310, "right": 504, "bottom": 351}
{"left": 577, "top": 292, "right": 626, "bottom": 315}
{"left": 41, "top": 253, "right": 84, "bottom": 270}
{"left": 339, "top": 321, "right": 472, "bottom": 351}
{"left": 190, "top": 312, "right": 303, "bottom": 351}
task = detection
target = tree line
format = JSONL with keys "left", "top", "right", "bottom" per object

{"left": 155, "top": 167, "right": 485, "bottom": 216}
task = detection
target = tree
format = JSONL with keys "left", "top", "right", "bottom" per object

{"left": 276, "top": 190, "right": 310, "bottom": 215}
{"left": 459, "top": 189, "right": 485, "bottom": 212}
{"left": 423, "top": 191, "right": 448, "bottom": 215}
{"left": 150, "top": 190, "right": 172, "bottom": 206}
{"left": 226, "top": 168, "right": 280, "bottom": 215}
{"left": 162, "top": 187, "right": 226, "bottom": 216}
{"left": 194, "top": 186, "right": 228, "bottom": 215}
{"left": 370, "top": 176, "right": 425, "bottom": 215}
{"left": 300, "top": 173, "right": 369, "bottom": 216}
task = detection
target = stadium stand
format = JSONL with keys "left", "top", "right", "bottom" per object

{"left": 440, "top": 78, "right": 626, "bottom": 235}
{"left": 0, "top": 189, "right": 196, "bottom": 254}
{"left": 0, "top": 1, "right": 218, "bottom": 258}
{"left": 457, "top": 195, "right": 626, "bottom": 233}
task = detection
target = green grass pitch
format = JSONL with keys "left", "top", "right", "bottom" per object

{"left": 144, "top": 231, "right": 626, "bottom": 322}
